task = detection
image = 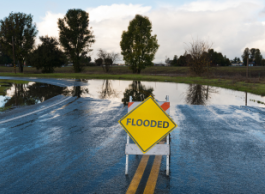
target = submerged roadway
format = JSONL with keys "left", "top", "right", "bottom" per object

{"left": 0, "top": 77, "right": 265, "bottom": 193}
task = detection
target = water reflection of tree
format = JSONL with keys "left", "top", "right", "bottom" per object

{"left": 62, "top": 79, "right": 89, "bottom": 98}
{"left": 186, "top": 84, "right": 217, "bottom": 105}
{"left": 3, "top": 82, "right": 66, "bottom": 108}
{"left": 122, "top": 81, "right": 154, "bottom": 105}
{"left": 98, "top": 80, "right": 119, "bottom": 99}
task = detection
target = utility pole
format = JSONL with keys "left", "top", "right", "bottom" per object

{"left": 12, "top": 36, "right": 16, "bottom": 74}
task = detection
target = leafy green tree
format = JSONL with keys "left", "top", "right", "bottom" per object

{"left": 253, "top": 48, "right": 263, "bottom": 66}
{"left": 223, "top": 56, "right": 231, "bottom": 66}
{"left": 80, "top": 56, "right": 91, "bottom": 66}
{"left": 165, "top": 56, "right": 170, "bottom": 66}
{"left": 171, "top": 55, "right": 178, "bottom": 66}
{"left": 95, "top": 58, "right": 103, "bottom": 66}
{"left": 27, "top": 36, "right": 66, "bottom": 73}
{"left": 58, "top": 9, "right": 95, "bottom": 73}
{"left": 249, "top": 48, "right": 256, "bottom": 63}
{"left": 120, "top": 14, "right": 159, "bottom": 74}
{"left": 0, "top": 44, "right": 12, "bottom": 64}
{"left": 243, "top": 48, "right": 263, "bottom": 66}
{"left": 242, "top": 48, "right": 250, "bottom": 66}
{"left": 177, "top": 55, "right": 187, "bottom": 66}
{"left": 208, "top": 49, "right": 230, "bottom": 66}
{"left": 0, "top": 53, "right": 12, "bottom": 65}
{"left": 232, "top": 57, "right": 240, "bottom": 63}
{"left": 0, "top": 12, "right": 38, "bottom": 72}
{"left": 262, "top": 59, "right": 265, "bottom": 66}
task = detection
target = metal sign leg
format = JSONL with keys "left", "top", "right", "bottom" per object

{"left": 166, "top": 95, "right": 170, "bottom": 176}
{"left": 125, "top": 96, "right": 133, "bottom": 175}
{"left": 166, "top": 134, "right": 169, "bottom": 176}
{"left": 125, "top": 134, "right": 129, "bottom": 175}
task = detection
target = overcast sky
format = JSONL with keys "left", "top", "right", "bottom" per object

{"left": 1, "top": 0, "right": 265, "bottom": 63}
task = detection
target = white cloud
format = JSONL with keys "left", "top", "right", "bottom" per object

{"left": 150, "top": 0, "right": 265, "bottom": 61}
{"left": 87, "top": 4, "right": 151, "bottom": 60}
{"left": 37, "top": 12, "right": 64, "bottom": 38}
{"left": 37, "top": 1, "right": 265, "bottom": 63}
{"left": 177, "top": 0, "right": 260, "bottom": 12}
{"left": 88, "top": 4, "right": 151, "bottom": 22}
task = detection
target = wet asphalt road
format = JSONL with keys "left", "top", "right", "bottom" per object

{"left": 1, "top": 77, "right": 265, "bottom": 194}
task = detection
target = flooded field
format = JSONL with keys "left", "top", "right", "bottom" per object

{"left": 1, "top": 79, "right": 264, "bottom": 112}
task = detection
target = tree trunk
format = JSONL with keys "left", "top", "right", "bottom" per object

{"left": 19, "top": 61, "right": 23, "bottom": 73}
{"left": 74, "top": 60, "right": 81, "bottom": 73}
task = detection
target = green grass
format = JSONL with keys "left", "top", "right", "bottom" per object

{"left": 0, "top": 79, "right": 29, "bottom": 84}
{"left": 1, "top": 65, "right": 265, "bottom": 75}
{"left": 1, "top": 72, "right": 265, "bottom": 96}
{"left": 0, "top": 66, "right": 189, "bottom": 75}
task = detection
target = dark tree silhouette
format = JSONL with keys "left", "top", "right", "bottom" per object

{"left": 27, "top": 36, "right": 66, "bottom": 73}
{"left": 58, "top": 9, "right": 95, "bottom": 73}
{"left": 0, "top": 12, "right": 38, "bottom": 72}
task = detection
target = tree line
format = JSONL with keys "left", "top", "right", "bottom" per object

{"left": 0, "top": 10, "right": 96, "bottom": 73}
{"left": 0, "top": 10, "right": 159, "bottom": 74}
{"left": 241, "top": 48, "right": 265, "bottom": 66}
{"left": 167, "top": 48, "right": 265, "bottom": 67}
{"left": 166, "top": 49, "right": 231, "bottom": 67}
{"left": 0, "top": 10, "right": 264, "bottom": 75}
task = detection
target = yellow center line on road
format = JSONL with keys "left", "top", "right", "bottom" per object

{"left": 126, "top": 140, "right": 166, "bottom": 194}
{"left": 126, "top": 155, "right": 150, "bottom": 194}
{"left": 143, "top": 155, "right": 162, "bottom": 194}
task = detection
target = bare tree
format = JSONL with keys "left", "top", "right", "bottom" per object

{"left": 97, "top": 49, "right": 120, "bottom": 73}
{"left": 185, "top": 39, "right": 212, "bottom": 76}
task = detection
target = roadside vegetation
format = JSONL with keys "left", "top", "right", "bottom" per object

{"left": 1, "top": 65, "right": 265, "bottom": 77}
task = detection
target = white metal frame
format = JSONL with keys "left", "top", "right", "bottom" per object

{"left": 125, "top": 95, "right": 171, "bottom": 176}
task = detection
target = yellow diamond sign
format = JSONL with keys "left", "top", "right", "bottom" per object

{"left": 118, "top": 96, "right": 177, "bottom": 154}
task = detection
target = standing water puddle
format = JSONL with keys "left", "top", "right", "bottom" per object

{"left": 0, "top": 80, "right": 66, "bottom": 112}
{"left": 0, "top": 79, "right": 264, "bottom": 112}
{"left": 63, "top": 79, "right": 265, "bottom": 107}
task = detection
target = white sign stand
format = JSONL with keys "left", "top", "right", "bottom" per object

{"left": 125, "top": 95, "right": 171, "bottom": 176}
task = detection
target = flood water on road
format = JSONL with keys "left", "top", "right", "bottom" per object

{"left": 66, "top": 79, "right": 265, "bottom": 107}
{"left": 1, "top": 79, "right": 264, "bottom": 112}
{"left": 1, "top": 77, "right": 265, "bottom": 194}
{"left": 0, "top": 81, "right": 67, "bottom": 112}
